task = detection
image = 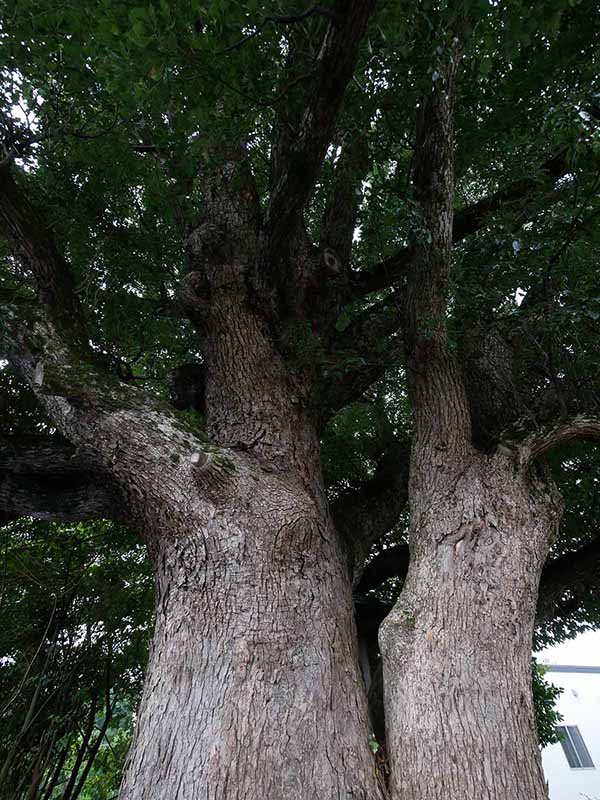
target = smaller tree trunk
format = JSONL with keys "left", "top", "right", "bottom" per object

{"left": 380, "top": 450, "right": 562, "bottom": 800}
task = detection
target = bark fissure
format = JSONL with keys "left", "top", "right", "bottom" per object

{"left": 120, "top": 469, "right": 383, "bottom": 800}
{"left": 380, "top": 452, "right": 563, "bottom": 800}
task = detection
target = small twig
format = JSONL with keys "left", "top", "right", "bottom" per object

{"left": 220, "top": 5, "right": 340, "bottom": 54}
{"left": 0, "top": 594, "right": 57, "bottom": 719}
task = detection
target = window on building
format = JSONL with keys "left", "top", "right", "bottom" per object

{"left": 556, "top": 725, "right": 595, "bottom": 769}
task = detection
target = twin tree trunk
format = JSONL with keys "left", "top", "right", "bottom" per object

{"left": 116, "top": 422, "right": 561, "bottom": 800}
{"left": 114, "top": 267, "right": 562, "bottom": 800}
{"left": 380, "top": 447, "right": 562, "bottom": 800}
{"left": 13, "top": 206, "right": 561, "bottom": 799}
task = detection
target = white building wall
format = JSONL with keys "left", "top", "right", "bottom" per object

{"left": 542, "top": 668, "right": 600, "bottom": 800}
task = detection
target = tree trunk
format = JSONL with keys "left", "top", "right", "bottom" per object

{"left": 3, "top": 167, "right": 384, "bottom": 796}
{"left": 379, "top": 448, "right": 562, "bottom": 800}
{"left": 119, "top": 473, "right": 383, "bottom": 800}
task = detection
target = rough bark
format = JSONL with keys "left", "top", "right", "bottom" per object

{"left": 378, "top": 32, "right": 560, "bottom": 800}
{"left": 11, "top": 338, "right": 382, "bottom": 798}
{"left": 379, "top": 449, "right": 562, "bottom": 799}
{"left": 2, "top": 96, "right": 386, "bottom": 792}
{"left": 119, "top": 462, "right": 383, "bottom": 800}
{"left": 118, "top": 244, "right": 384, "bottom": 796}
{"left": 7, "top": 335, "right": 383, "bottom": 798}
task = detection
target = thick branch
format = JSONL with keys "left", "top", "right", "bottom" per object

{"left": 260, "top": 1, "right": 375, "bottom": 273}
{"left": 0, "top": 435, "right": 117, "bottom": 525}
{"left": 402, "top": 41, "right": 472, "bottom": 452}
{"left": 521, "top": 414, "right": 600, "bottom": 464}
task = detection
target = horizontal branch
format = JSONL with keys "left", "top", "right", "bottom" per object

{"left": 453, "top": 149, "right": 569, "bottom": 242}
{"left": 351, "top": 150, "right": 571, "bottom": 297}
{"left": 0, "top": 435, "right": 118, "bottom": 525}
{"left": 521, "top": 414, "right": 600, "bottom": 464}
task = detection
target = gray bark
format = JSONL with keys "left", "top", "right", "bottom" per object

{"left": 2, "top": 153, "right": 385, "bottom": 798}
{"left": 380, "top": 449, "right": 562, "bottom": 800}
{"left": 119, "top": 469, "right": 383, "bottom": 800}
{"left": 123, "top": 239, "right": 383, "bottom": 795}
{"left": 378, "top": 36, "right": 564, "bottom": 798}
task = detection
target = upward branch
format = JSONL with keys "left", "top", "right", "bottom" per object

{"left": 0, "top": 165, "right": 84, "bottom": 338}
{"left": 259, "top": 1, "right": 376, "bottom": 288}
{"left": 402, "top": 39, "right": 471, "bottom": 452}
{"left": 321, "top": 132, "right": 371, "bottom": 270}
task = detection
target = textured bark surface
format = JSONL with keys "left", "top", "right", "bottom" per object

{"left": 6, "top": 9, "right": 597, "bottom": 798}
{"left": 118, "top": 194, "right": 382, "bottom": 794}
{"left": 120, "top": 470, "right": 382, "bottom": 800}
{"left": 380, "top": 449, "right": 562, "bottom": 800}
{"left": 378, "top": 37, "right": 564, "bottom": 798}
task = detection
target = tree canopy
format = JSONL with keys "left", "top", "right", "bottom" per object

{"left": 2, "top": 0, "right": 599, "bottom": 592}
{"left": 1, "top": 1, "right": 600, "bottom": 798}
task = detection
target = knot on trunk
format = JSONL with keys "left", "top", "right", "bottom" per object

{"left": 190, "top": 449, "right": 236, "bottom": 504}
{"left": 438, "top": 515, "right": 487, "bottom": 576}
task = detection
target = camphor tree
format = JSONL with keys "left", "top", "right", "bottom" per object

{"left": 1, "top": 1, "right": 600, "bottom": 798}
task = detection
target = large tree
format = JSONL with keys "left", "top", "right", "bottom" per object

{"left": 1, "top": 1, "right": 599, "bottom": 799}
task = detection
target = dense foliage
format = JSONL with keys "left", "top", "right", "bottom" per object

{"left": 1, "top": 0, "right": 599, "bottom": 796}
{"left": 0, "top": 519, "right": 151, "bottom": 799}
